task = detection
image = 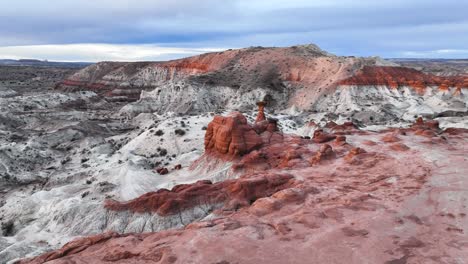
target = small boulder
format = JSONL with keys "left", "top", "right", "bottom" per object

{"left": 156, "top": 167, "right": 169, "bottom": 175}
{"left": 312, "top": 129, "right": 336, "bottom": 143}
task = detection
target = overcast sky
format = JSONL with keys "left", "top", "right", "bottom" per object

{"left": 0, "top": 0, "right": 467, "bottom": 61}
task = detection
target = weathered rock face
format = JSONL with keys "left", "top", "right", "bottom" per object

{"left": 104, "top": 173, "right": 296, "bottom": 216}
{"left": 204, "top": 112, "right": 263, "bottom": 156}
{"left": 339, "top": 66, "right": 468, "bottom": 91}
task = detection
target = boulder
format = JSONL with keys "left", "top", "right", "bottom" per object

{"left": 204, "top": 112, "right": 263, "bottom": 156}
{"left": 344, "top": 147, "right": 367, "bottom": 163}
{"left": 412, "top": 117, "right": 440, "bottom": 130}
{"left": 310, "top": 144, "right": 335, "bottom": 165}
{"left": 312, "top": 129, "right": 336, "bottom": 143}
{"left": 156, "top": 167, "right": 169, "bottom": 175}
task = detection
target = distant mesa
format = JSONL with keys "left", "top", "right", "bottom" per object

{"left": 55, "top": 44, "right": 467, "bottom": 108}
{"left": 0, "top": 58, "right": 91, "bottom": 68}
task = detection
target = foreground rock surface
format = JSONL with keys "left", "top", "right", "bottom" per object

{"left": 19, "top": 114, "right": 468, "bottom": 264}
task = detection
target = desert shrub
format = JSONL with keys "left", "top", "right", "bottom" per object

{"left": 1, "top": 221, "right": 14, "bottom": 236}
{"left": 175, "top": 129, "right": 186, "bottom": 136}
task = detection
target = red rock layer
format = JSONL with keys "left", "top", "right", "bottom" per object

{"left": 58, "top": 80, "right": 141, "bottom": 101}
{"left": 392, "top": 117, "right": 443, "bottom": 138}
{"left": 312, "top": 129, "right": 337, "bottom": 143}
{"left": 16, "top": 232, "right": 126, "bottom": 264}
{"left": 104, "top": 173, "right": 296, "bottom": 215}
{"left": 339, "top": 66, "right": 468, "bottom": 91}
{"left": 164, "top": 61, "right": 210, "bottom": 72}
{"left": 204, "top": 112, "right": 263, "bottom": 156}
{"left": 443, "top": 127, "right": 468, "bottom": 135}
{"left": 389, "top": 143, "right": 410, "bottom": 152}
{"left": 324, "top": 121, "right": 359, "bottom": 134}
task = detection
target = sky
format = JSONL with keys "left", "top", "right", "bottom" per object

{"left": 0, "top": 0, "right": 467, "bottom": 62}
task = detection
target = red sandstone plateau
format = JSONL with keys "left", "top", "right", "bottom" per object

{"left": 19, "top": 104, "right": 468, "bottom": 264}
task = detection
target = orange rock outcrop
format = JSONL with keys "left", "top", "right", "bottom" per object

{"left": 312, "top": 129, "right": 337, "bottom": 143}
{"left": 204, "top": 112, "right": 263, "bottom": 157}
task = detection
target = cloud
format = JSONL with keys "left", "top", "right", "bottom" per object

{"left": 0, "top": 44, "right": 224, "bottom": 62}
{"left": 0, "top": 0, "right": 467, "bottom": 59}
{"left": 401, "top": 49, "right": 468, "bottom": 58}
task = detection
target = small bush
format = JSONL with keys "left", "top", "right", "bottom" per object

{"left": 61, "top": 157, "right": 71, "bottom": 165}
{"left": 1, "top": 221, "right": 14, "bottom": 236}
{"left": 174, "top": 129, "right": 186, "bottom": 136}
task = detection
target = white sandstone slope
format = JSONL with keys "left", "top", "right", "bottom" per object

{"left": 120, "top": 83, "right": 289, "bottom": 118}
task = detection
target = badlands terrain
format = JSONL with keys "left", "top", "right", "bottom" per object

{"left": 0, "top": 45, "right": 467, "bottom": 263}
